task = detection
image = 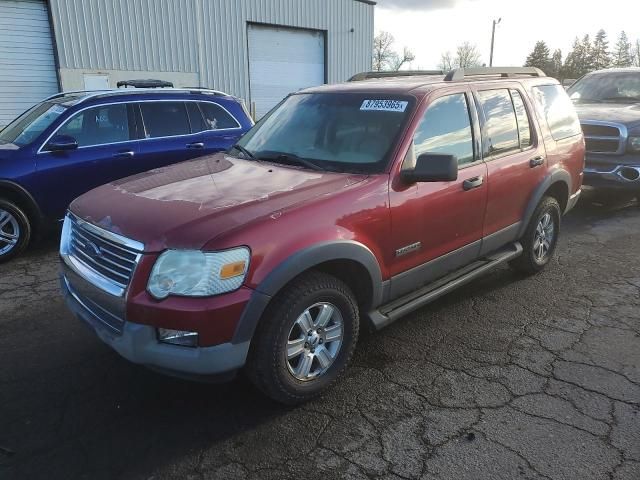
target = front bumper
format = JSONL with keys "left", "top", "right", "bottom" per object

{"left": 584, "top": 152, "right": 640, "bottom": 190}
{"left": 60, "top": 258, "right": 256, "bottom": 377}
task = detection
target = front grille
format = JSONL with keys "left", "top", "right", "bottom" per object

{"left": 584, "top": 138, "right": 620, "bottom": 153}
{"left": 581, "top": 124, "right": 620, "bottom": 137}
{"left": 581, "top": 122, "right": 624, "bottom": 154}
{"left": 68, "top": 217, "right": 140, "bottom": 289}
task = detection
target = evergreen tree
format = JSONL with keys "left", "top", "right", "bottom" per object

{"left": 525, "top": 41, "right": 551, "bottom": 71}
{"left": 590, "top": 29, "right": 611, "bottom": 70}
{"left": 549, "top": 49, "right": 563, "bottom": 79}
{"left": 581, "top": 34, "right": 594, "bottom": 72}
{"left": 563, "top": 37, "right": 588, "bottom": 79}
{"left": 612, "top": 31, "right": 633, "bottom": 67}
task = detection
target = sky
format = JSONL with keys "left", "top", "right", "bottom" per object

{"left": 374, "top": 0, "right": 640, "bottom": 69}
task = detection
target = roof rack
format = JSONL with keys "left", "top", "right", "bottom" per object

{"left": 43, "top": 90, "right": 110, "bottom": 101}
{"left": 117, "top": 79, "right": 174, "bottom": 88}
{"left": 349, "top": 70, "right": 444, "bottom": 81}
{"left": 444, "top": 67, "right": 545, "bottom": 81}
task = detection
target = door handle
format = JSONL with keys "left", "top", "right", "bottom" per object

{"left": 462, "top": 176, "right": 484, "bottom": 191}
{"left": 186, "top": 142, "right": 205, "bottom": 149}
{"left": 530, "top": 156, "right": 545, "bottom": 167}
{"left": 112, "top": 150, "right": 134, "bottom": 158}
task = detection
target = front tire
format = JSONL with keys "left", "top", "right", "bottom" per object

{"left": 245, "top": 271, "right": 359, "bottom": 405}
{"left": 0, "top": 199, "right": 31, "bottom": 263}
{"left": 510, "top": 196, "right": 561, "bottom": 275}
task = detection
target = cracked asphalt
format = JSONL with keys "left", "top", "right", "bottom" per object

{"left": 1, "top": 196, "right": 639, "bottom": 480}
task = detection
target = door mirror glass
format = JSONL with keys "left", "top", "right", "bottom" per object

{"left": 45, "top": 134, "right": 79, "bottom": 152}
{"left": 401, "top": 153, "right": 458, "bottom": 183}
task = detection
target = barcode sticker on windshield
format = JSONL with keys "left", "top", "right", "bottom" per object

{"left": 360, "top": 99, "right": 408, "bottom": 112}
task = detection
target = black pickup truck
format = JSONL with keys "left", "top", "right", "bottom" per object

{"left": 568, "top": 68, "right": 640, "bottom": 195}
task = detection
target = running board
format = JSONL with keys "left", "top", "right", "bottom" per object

{"left": 368, "top": 242, "right": 523, "bottom": 330}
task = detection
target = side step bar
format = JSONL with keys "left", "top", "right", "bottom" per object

{"left": 368, "top": 242, "right": 523, "bottom": 330}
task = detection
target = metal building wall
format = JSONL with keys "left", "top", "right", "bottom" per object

{"left": 48, "top": 0, "right": 374, "bottom": 99}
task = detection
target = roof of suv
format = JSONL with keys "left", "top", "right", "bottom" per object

{"left": 304, "top": 67, "right": 551, "bottom": 96}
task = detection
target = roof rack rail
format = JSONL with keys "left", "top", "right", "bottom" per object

{"left": 43, "top": 90, "right": 110, "bottom": 101}
{"left": 444, "top": 67, "right": 545, "bottom": 81}
{"left": 117, "top": 79, "right": 174, "bottom": 88}
{"left": 349, "top": 70, "right": 444, "bottom": 81}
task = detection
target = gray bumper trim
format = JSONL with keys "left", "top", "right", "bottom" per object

{"left": 61, "top": 273, "right": 250, "bottom": 375}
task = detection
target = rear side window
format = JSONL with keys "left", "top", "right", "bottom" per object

{"left": 532, "top": 85, "right": 581, "bottom": 141}
{"left": 510, "top": 90, "right": 532, "bottom": 148}
{"left": 199, "top": 102, "right": 240, "bottom": 130}
{"left": 477, "top": 89, "right": 519, "bottom": 156}
{"left": 140, "top": 102, "right": 190, "bottom": 138}
{"left": 186, "top": 102, "right": 207, "bottom": 133}
{"left": 57, "top": 104, "right": 131, "bottom": 147}
{"left": 411, "top": 93, "right": 474, "bottom": 166}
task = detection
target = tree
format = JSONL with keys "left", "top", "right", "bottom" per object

{"left": 438, "top": 42, "right": 482, "bottom": 71}
{"left": 590, "top": 29, "right": 611, "bottom": 70}
{"left": 438, "top": 51, "right": 455, "bottom": 71}
{"left": 612, "top": 31, "right": 633, "bottom": 67}
{"left": 372, "top": 31, "right": 415, "bottom": 71}
{"left": 455, "top": 42, "right": 482, "bottom": 68}
{"left": 524, "top": 41, "right": 551, "bottom": 71}
{"left": 632, "top": 38, "right": 640, "bottom": 67}
{"left": 549, "top": 49, "right": 563, "bottom": 79}
{"left": 581, "top": 35, "right": 594, "bottom": 72}
{"left": 563, "top": 37, "right": 590, "bottom": 79}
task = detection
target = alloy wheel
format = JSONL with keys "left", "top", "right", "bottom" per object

{"left": 533, "top": 212, "right": 555, "bottom": 263}
{"left": 285, "top": 302, "right": 344, "bottom": 381}
{"left": 0, "top": 209, "right": 20, "bottom": 256}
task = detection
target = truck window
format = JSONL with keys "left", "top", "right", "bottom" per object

{"left": 510, "top": 90, "right": 532, "bottom": 148}
{"left": 477, "top": 89, "right": 519, "bottom": 156}
{"left": 411, "top": 93, "right": 474, "bottom": 166}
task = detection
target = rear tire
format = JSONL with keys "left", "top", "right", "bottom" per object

{"left": 0, "top": 199, "right": 31, "bottom": 263}
{"left": 245, "top": 271, "right": 359, "bottom": 405}
{"left": 510, "top": 196, "right": 561, "bottom": 275}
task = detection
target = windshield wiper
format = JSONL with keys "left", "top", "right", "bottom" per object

{"left": 230, "top": 144, "right": 256, "bottom": 160}
{"left": 257, "top": 151, "right": 324, "bottom": 171}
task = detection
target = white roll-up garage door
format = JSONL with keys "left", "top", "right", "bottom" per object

{"left": 0, "top": 0, "right": 58, "bottom": 127}
{"left": 248, "top": 24, "right": 325, "bottom": 119}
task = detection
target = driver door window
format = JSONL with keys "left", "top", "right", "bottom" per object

{"left": 405, "top": 93, "right": 475, "bottom": 169}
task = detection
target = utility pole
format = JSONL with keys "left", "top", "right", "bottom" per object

{"left": 489, "top": 18, "right": 501, "bottom": 67}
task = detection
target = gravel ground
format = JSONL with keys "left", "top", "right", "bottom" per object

{"left": 1, "top": 197, "right": 639, "bottom": 480}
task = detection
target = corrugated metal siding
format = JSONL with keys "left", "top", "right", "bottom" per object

{"left": 49, "top": 0, "right": 374, "bottom": 99}
{"left": 0, "top": 0, "right": 58, "bottom": 126}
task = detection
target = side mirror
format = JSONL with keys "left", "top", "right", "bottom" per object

{"left": 45, "top": 134, "right": 78, "bottom": 152}
{"left": 401, "top": 153, "right": 458, "bottom": 183}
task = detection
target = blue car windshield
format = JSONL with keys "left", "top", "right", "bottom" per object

{"left": 0, "top": 100, "right": 70, "bottom": 146}
{"left": 234, "top": 93, "right": 414, "bottom": 173}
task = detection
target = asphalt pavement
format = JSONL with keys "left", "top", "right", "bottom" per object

{"left": 1, "top": 196, "right": 639, "bottom": 480}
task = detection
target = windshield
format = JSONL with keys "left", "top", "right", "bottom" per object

{"left": 0, "top": 101, "right": 69, "bottom": 146}
{"left": 233, "top": 93, "right": 414, "bottom": 173}
{"left": 568, "top": 72, "right": 640, "bottom": 103}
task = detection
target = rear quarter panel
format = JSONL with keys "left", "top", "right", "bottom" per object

{"left": 525, "top": 80, "right": 585, "bottom": 196}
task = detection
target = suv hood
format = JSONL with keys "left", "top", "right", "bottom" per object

{"left": 574, "top": 102, "right": 640, "bottom": 128}
{"left": 71, "top": 153, "right": 366, "bottom": 251}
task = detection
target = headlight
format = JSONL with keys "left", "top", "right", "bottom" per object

{"left": 147, "top": 247, "right": 250, "bottom": 299}
{"left": 628, "top": 136, "right": 640, "bottom": 153}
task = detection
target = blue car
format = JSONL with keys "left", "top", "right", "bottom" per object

{"left": 0, "top": 87, "right": 253, "bottom": 261}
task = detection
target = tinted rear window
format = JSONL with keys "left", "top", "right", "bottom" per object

{"left": 140, "top": 102, "right": 190, "bottom": 138}
{"left": 200, "top": 102, "right": 240, "bottom": 130}
{"left": 532, "top": 85, "right": 581, "bottom": 141}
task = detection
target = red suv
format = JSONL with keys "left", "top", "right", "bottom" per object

{"left": 60, "top": 68, "right": 584, "bottom": 404}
